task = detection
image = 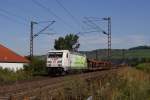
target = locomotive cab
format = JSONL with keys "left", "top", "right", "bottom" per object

{"left": 47, "top": 50, "right": 70, "bottom": 75}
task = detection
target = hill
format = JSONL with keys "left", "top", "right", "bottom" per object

{"left": 129, "top": 45, "right": 150, "bottom": 50}
{"left": 80, "top": 49, "right": 150, "bottom": 60}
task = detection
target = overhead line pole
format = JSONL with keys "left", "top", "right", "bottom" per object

{"left": 30, "top": 21, "right": 55, "bottom": 59}
{"left": 30, "top": 21, "right": 37, "bottom": 59}
{"left": 83, "top": 17, "right": 112, "bottom": 61}
{"left": 103, "top": 17, "right": 111, "bottom": 61}
{"left": 108, "top": 17, "right": 111, "bottom": 61}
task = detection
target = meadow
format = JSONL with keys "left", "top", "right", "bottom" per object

{"left": 48, "top": 66, "right": 150, "bottom": 100}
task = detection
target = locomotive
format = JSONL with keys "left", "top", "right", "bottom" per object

{"left": 46, "top": 50, "right": 111, "bottom": 75}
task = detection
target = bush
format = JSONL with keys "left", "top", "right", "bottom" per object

{"left": 0, "top": 67, "right": 32, "bottom": 85}
{"left": 0, "top": 57, "right": 47, "bottom": 84}
{"left": 24, "top": 57, "right": 47, "bottom": 76}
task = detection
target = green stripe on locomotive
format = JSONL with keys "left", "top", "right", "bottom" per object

{"left": 70, "top": 55, "right": 87, "bottom": 69}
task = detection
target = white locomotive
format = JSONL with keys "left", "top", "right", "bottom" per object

{"left": 46, "top": 50, "right": 87, "bottom": 74}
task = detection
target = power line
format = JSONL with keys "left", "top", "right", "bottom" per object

{"left": 84, "top": 17, "right": 105, "bottom": 32}
{"left": 83, "top": 17, "right": 112, "bottom": 61}
{"left": 33, "top": 21, "right": 55, "bottom": 38}
{"left": 84, "top": 17, "right": 105, "bottom": 21}
{"left": 55, "top": 0, "right": 83, "bottom": 30}
{"left": 0, "top": 8, "right": 28, "bottom": 23}
{"left": 30, "top": 20, "right": 55, "bottom": 57}
{"left": 0, "top": 12, "right": 26, "bottom": 25}
{"left": 83, "top": 21, "right": 99, "bottom": 31}
{"left": 76, "top": 30, "right": 98, "bottom": 36}
{"left": 32, "top": 0, "right": 75, "bottom": 31}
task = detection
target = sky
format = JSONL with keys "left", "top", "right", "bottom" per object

{"left": 0, "top": 0, "right": 149, "bottom": 55}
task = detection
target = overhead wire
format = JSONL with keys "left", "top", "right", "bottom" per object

{"left": 83, "top": 21, "right": 98, "bottom": 30}
{"left": 0, "top": 8, "right": 29, "bottom": 24}
{"left": 33, "top": 21, "right": 55, "bottom": 38}
{"left": 32, "top": 0, "right": 76, "bottom": 31}
{"left": 0, "top": 12, "right": 26, "bottom": 25}
{"left": 77, "top": 17, "right": 108, "bottom": 36}
{"left": 76, "top": 30, "right": 98, "bottom": 36}
{"left": 84, "top": 17, "right": 106, "bottom": 33}
{"left": 55, "top": 0, "right": 83, "bottom": 30}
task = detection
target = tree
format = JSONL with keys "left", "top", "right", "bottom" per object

{"left": 54, "top": 34, "right": 80, "bottom": 51}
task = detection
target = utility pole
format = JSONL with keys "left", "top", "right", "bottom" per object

{"left": 83, "top": 16, "right": 112, "bottom": 61}
{"left": 122, "top": 49, "right": 125, "bottom": 62}
{"left": 30, "top": 20, "right": 55, "bottom": 59}
{"left": 95, "top": 50, "right": 98, "bottom": 60}
{"left": 30, "top": 21, "right": 37, "bottom": 58}
{"left": 108, "top": 17, "right": 111, "bottom": 61}
{"left": 103, "top": 17, "right": 111, "bottom": 61}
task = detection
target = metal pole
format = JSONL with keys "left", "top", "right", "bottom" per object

{"left": 108, "top": 17, "right": 111, "bottom": 61}
{"left": 122, "top": 49, "right": 125, "bottom": 63}
{"left": 30, "top": 21, "right": 34, "bottom": 58}
{"left": 29, "top": 21, "right": 55, "bottom": 59}
{"left": 95, "top": 50, "right": 98, "bottom": 60}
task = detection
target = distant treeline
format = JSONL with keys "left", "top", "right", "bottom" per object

{"left": 129, "top": 45, "right": 150, "bottom": 50}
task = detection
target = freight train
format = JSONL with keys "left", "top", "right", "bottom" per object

{"left": 46, "top": 50, "right": 111, "bottom": 75}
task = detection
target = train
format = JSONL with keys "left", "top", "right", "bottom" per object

{"left": 46, "top": 50, "right": 111, "bottom": 75}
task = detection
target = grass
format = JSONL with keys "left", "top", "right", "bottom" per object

{"left": 0, "top": 68, "right": 32, "bottom": 85}
{"left": 42, "top": 67, "right": 150, "bottom": 100}
{"left": 0, "top": 58, "right": 47, "bottom": 85}
{"left": 136, "top": 63, "right": 150, "bottom": 73}
{"left": 1, "top": 66, "right": 150, "bottom": 100}
{"left": 125, "top": 49, "right": 150, "bottom": 58}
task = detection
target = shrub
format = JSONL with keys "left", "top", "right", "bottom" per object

{"left": 24, "top": 57, "right": 47, "bottom": 76}
{"left": 0, "top": 67, "right": 32, "bottom": 85}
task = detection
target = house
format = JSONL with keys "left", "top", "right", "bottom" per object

{"left": 0, "top": 44, "right": 29, "bottom": 71}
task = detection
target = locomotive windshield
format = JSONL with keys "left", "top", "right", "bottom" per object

{"left": 48, "top": 52, "right": 63, "bottom": 58}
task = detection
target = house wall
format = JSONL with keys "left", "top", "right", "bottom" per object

{"left": 0, "top": 63, "right": 27, "bottom": 71}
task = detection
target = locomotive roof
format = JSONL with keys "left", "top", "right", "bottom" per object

{"left": 48, "top": 50, "right": 86, "bottom": 56}
{"left": 48, "top": 50, "right": 69, "bottom": 52}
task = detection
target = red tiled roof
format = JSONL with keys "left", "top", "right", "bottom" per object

{"left": 0, "top": 44, "right": 29, "bottom": 63}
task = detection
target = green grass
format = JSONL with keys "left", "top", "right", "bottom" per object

{"left": 0, "top": 57, "right": 48, "bottom": 85}
{"left": 0, "top": 68, "right": 32, "bottom": 85}
{"left": 136, "top": 63, "right": 150, "bottom": 73}
{"left": 125, "top": 49, "right": 150, "bottom": 58}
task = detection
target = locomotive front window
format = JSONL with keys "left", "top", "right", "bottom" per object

{"left": 66, "top": 53, "right": 68, "bottom": 58}
{"left": 48, "top": 52, "right": 63, "bottom": 58}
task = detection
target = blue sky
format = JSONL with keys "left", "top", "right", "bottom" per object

{"left": 0, "top": 0, "right": 149, "bottom": 55}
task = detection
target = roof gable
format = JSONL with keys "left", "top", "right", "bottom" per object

{"left": 0, "top": 44, "right": 29, "bottom": 63}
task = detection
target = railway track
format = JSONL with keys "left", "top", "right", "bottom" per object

{"left": 0, "top": 67, "right": 122, "bottom": 100}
